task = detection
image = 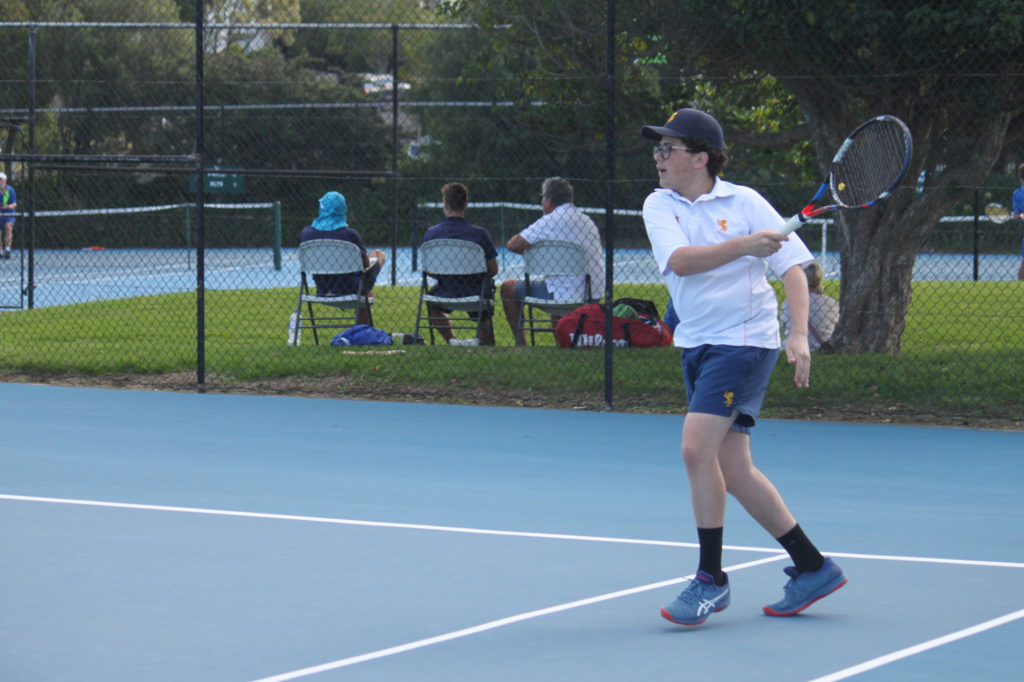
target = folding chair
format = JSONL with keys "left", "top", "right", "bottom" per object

{"left": 414, "top": 238, "right": 493, "bottom": 345}
{"left": 518, "top": 239, "right": 596, "bottom": 345}
{"left": 295, "top": 239, "right": 374, "bottom": 346}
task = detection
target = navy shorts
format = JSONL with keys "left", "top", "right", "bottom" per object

{"left": 681, "top": 344, "right": 780, "bottom": 433}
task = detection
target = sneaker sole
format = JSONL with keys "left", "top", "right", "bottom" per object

{"left": 660, "top": 604, "right": 728, "bottom": 626}
{"left": 763, "top": 577, "right": 847, "bottom": 617}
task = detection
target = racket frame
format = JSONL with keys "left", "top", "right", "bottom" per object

{"left": 779, "top": 115, "right": 912, "bottom": 235}
{"left": 984, "top": 203, "right": 1011, "bottom": 224}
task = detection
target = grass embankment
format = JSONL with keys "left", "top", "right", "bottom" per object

{"left": 0, "top": 281, "right": 1020, "bottom": 429}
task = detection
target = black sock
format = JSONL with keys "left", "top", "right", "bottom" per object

{"left": 776, "top": 524, "right": 825, "bottom": 573}
{"left": 697, "top": 526, "right": 725, "bottom": 586}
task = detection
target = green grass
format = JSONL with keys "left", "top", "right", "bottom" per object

{"left": 0, "top": 281, "right": 1020, "bottom": 428}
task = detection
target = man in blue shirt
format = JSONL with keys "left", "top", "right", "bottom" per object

{"left": 0, "top": 172, "right": 16, "bottom": 259}
{"left": 422, "top": 182, "right": 499, "bottom": 345}
{"left": 298, "top": 191, "right": 385, "bottom": 326}
{"left": 1012, "top": 163, "right": 1024, "bottom": 280}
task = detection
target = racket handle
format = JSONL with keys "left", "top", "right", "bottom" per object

{"left": 779, "top": 213, "right": 804, "bottom": 236}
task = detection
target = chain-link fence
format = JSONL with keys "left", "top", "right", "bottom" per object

{"left": 0, "top": 1, "right": 1021, "bottom": 424}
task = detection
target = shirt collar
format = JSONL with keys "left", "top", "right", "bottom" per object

{"left": 656, "top": 177, "right": 735, "bottom": 205}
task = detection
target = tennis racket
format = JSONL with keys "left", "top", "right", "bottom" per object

{"left": 984, "top": 203, "right": 1011, "bottom": 224}
{"left": 779, "top": 115, "right": 913, "bottom": 235}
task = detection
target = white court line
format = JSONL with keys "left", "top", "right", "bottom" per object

{"left": 248, "top": 555, "right": 788, "bottom": 682}
{"left": 3, "top": 493, "right": 1024, "bottom": 569}
{"left": 6, "top": 493, "right": 1024, "bottom": 680}
{"left": 808, "top": 608, "right": 1024, "bottom": 682}
{"left": 0, "top": 493, "right": 770, "bottom": 553}
{"left": 825, "top": 550, "right": 1024, "bottom": 570}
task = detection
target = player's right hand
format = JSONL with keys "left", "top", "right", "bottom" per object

{"left": 745, "top": 230, "right": 786, "bottom": 258}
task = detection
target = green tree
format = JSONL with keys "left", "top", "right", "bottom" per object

{"left": 433, "top": 1, "right": 812, "bottom": 207}
{"left": 3, "top": 0, "right": 394, "bottom": 216}
{"left": 288, "top": 0, "right": 435, "bottom": 76}
{"left": 24, "top": 0, "right": 192, "bottom": 159}
{"left": 672, "top": 0, "right": 1024, "bottom": 352}
{"left": 444, "top": 0, "right": 1024, "bottom": 353}
{"left": 203, "top": 0, "right": 301, "bottom": 54}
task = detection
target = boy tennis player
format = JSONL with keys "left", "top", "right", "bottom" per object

{"left": 640, "top": 108, "right": 846, "bottom": 626}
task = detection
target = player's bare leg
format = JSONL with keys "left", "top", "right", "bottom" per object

{"left": 680, "top": 411, "right": 734, "bottom": 528}
{"left": 500, "top": 279, "right": 526, "bottom": 345}
{"left": 718, "top": 430, "right": 797, "bottom": 537}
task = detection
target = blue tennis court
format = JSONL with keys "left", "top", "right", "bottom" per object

{"left": 1, "top": 383, "right": 1021, "bottom": 681}
{"left": 0, "top": 247, "right": 1018, "bottom": 309}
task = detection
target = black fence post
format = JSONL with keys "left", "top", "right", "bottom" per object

{"left": 603, "top": 0, "right": 617, "bottom": 411}
{"left": 194, "top": 0, "right": 206, "bottom": 391}
{"left": 972, "top": 189, "right": 980, "bottom": 282}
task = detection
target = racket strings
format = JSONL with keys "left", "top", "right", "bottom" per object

{"left": 831, "top": 120, "right": 910, "bottom": 207}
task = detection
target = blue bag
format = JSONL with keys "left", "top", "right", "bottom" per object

{"left": 330, "top": 325, "right": 394, "bottom": 346}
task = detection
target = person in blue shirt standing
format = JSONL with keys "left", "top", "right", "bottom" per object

{"left": 1012, "top": 163, "right": 1024, "bottom": 280}
{"left": 422, "top": 182, "right": 499, "bottom": 345}
{"left": 0, "top": 172, "right": 17, "bottom": 260}
{"left": 298, "top": 191, "right": 386, "bottom": 325}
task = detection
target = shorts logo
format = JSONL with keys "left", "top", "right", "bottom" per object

{"left": 717, "top": 219, "right": 728, "bottom": 231}
{"left": 723, "top": 391, "right": 734, "bottom": 407}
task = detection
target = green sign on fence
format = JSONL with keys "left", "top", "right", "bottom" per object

{"left": 189, "top": 167, "right": 245, "bottom": 195}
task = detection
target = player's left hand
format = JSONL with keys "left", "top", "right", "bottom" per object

{"left": 785, "top": 334, "right": 811, "bottom": 388}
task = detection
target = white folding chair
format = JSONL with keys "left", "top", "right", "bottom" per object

{"left": 295, "top": 239, "right": 374, "bottom": 345}
{"left": 414, "top": 238, "right": 493, "bottom": 345}
{"left": 518, "top": 239, "right": 596, "bottom": 345}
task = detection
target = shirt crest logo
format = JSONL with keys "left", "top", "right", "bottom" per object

{"left": 717, "top": 219, "right": 728, "bottom": 231}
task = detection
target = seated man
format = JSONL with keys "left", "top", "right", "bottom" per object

{"left": 500, "top": 177, "right": 606, "bottom": 345}
{"left": 299, "top": 191, "right": 386, "bottom": 326}
{"left": 422, "top": 182, "right": 499, "bottom": 346}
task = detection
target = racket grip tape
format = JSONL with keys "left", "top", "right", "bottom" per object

{"left": 779, "top": 213, "right": 804, "bottom": 236}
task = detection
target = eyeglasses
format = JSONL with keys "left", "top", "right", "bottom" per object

{"left": 653, "top": 144, "right": 699, "bottom": 161}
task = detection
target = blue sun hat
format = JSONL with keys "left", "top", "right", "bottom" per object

{"left": 312, "top": 191, "right": 348, "bottom": 231}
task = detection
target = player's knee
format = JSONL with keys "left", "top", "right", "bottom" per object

{"left": 681, "top": 443, "right": 715, "bottom": 470}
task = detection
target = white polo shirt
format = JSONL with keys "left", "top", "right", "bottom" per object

{"left": 643, "top": 179, "right": 812, "bottom": 349}
{"left": 521, "top": 203, "right": 606, "bottom": 300}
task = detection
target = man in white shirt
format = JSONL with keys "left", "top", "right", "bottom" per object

{"left": 500, "top": 177, "right": 605, "bottom": 345}
{"left": 641, "top": 108, "right": 846, "bottom": 627}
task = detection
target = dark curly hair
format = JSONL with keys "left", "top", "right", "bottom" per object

{"left": 681, "top": 136, "right": 729, "bottom": 178}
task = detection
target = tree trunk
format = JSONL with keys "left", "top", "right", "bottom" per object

{"left": 798, "top": 108, "right": 1013, "bottom": 354}
{"left": 830, "top": 210, "right": 919, "bottom": 353}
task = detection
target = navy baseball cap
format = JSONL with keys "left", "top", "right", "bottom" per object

{"left": 640, "top": 108, "right": 725, "bottom": 151}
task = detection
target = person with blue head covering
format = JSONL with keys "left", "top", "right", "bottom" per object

{"left": 299, "top": 191, "right": 386, "bottom": 325}
{"left": 311, "top": 191, "right": 349, "bottom": 231}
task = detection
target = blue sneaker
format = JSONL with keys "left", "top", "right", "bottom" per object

{"left": 661, "top": 570, "right": 730, "bottom": 626}
{"left": 763, "top": 557, "right": 847, "bottom": 616}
